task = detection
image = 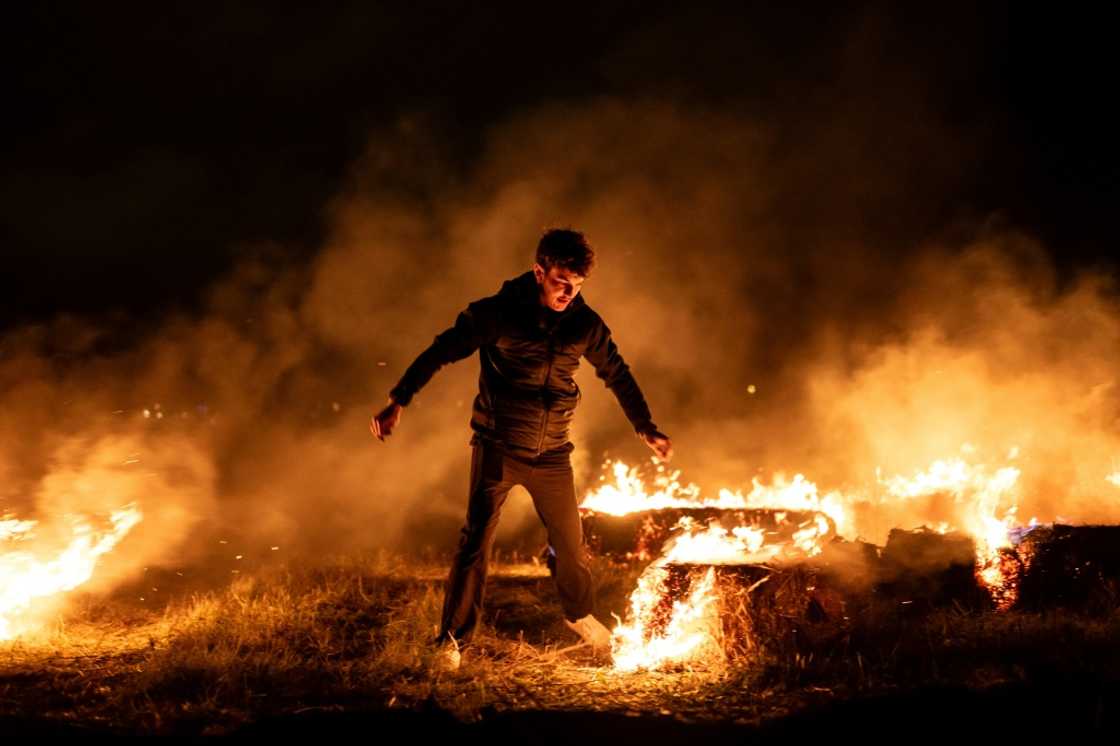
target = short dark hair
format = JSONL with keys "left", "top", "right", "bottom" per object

{"left": 536, "top": 228, "right": 595, "bottom": 277}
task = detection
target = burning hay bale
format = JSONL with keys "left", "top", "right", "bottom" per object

{"left": 664, "top": 562, "right": 837, "bottom": 662}
{"left": 582, "top": 508, "right": 834, "bottom": 562}
{"left": 1012, "top": 524, "right": 1120, "bottom": 612}
{"left": 607, "top": 514, "right": 862, "bottom": 672}
{"left": 597, "top": 506, "right": 1120, "bottom": 672}
{"left": 613, "top": 538, "right": 882, "bottom": 672}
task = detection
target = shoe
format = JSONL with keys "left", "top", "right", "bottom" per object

{"left": 564, "top": 614, "right": 612, "bottom": 654}
{"left": 431, "top": 639, "right": 461, "bottom": 672}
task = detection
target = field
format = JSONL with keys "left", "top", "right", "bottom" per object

{"left": 2, "top": 550, "right": 1119, "bottom": 739}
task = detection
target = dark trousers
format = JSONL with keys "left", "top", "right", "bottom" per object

{"left": 438, "top": 437, "right": 594, "bottom": 643}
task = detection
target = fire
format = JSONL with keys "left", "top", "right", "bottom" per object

{"left": 1108, "top": 471, "right": 1120, "bottom": 488}
{"left": 792, "top": 513, "right": 833, "bottom": 556}
{"left": 659, "top": 518, "right": 770, "bottom": 565}
{"left": 611, "top": 564, "right": 725, "bottom": 673}
{"left": 579, "top": 460, "right": 705, "bottom": 515}
{"left": 594, "top": 446, "right": 1038, "bottom": 670}
{"left": 723, "top": 476, "right": 851, "bottom": 541}
{"left": 580, "top": 459, "right": 849, "bottom": 537}
{"left": 0, "top": 504, "right": 142, "bottom": 640}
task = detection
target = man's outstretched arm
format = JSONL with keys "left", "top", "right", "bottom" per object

{"left": 371, "top": 298, "right": 499, "bottom": 441}
{"left": 583, "top": 319, "right": 673, "bottom": 461}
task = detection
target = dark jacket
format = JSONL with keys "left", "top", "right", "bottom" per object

{"left": 389, "top": 271, "right": 657, "bottom": 457}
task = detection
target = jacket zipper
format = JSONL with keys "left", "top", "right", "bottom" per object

{"left": 536, "top": 336, "right": 555, "bottom": 455}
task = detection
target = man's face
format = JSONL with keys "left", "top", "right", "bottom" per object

{"left": 533, "top": 263, "right": 585, "bottom": 312}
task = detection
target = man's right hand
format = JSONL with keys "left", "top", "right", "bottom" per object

{"left": 370, "top": 400, "right": 402, "bottom": 442}
{"left": 639, "top": 427, "right": 673, "bottom": 463}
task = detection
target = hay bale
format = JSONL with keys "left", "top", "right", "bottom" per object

{"left": 654, "top": 557, "right": 864, "bottom": 663}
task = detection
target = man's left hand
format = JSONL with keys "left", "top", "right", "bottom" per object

{"left": 640, "top": 429, "right": 673, "bottom": 463}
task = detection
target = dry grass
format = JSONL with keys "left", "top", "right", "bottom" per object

{"left": 2, "top": 551, "right": 1120, "bottom": 735}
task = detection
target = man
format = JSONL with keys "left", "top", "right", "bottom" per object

{"left": 371, "top": 228, "right": 672, "bottom": 671}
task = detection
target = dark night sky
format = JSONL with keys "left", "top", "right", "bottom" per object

{"left": 4, "top": 2, "right": 1117, "bottom": 329}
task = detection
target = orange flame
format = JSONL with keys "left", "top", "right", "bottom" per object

{"left": 660, "top": 518, "right": 770, "bottom": 564}
{"left": 578, "top": 460, "right": 706, "bottom": 515}
{"left": 1, "top": 504, "right": 142, "bottom": 640}
{"left": 580, "top": 459, "right": 849, "bottom": 536}
{"left": 611, "top": 564, "right": 725, "bottom": 673}
{"left": 595, "top": 446, "right": 1037, "bottom": 668}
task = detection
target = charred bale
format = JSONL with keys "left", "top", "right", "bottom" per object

{"left": 813, "top": 537, "right": 882, "bottom": 600}
{"left": 1014, "top": 524, "right": 1120, "bottom": 613}
{"left": 876, "top": 527, "right": 989, "bottom": 611}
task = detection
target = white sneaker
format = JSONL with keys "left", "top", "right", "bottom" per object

{"left": 431, "top": 639, "right": 461, "bottom": 672}
{"left": 564, "top": 614, "right": 612, "bottom": 654}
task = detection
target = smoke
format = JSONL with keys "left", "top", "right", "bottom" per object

{"left": 2, "top": 11, "right": 1118, "bottom": 601}
{"left": 806, "top": 242, "right": 1120, "bottom": 540}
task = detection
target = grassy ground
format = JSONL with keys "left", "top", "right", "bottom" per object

{"left": 2, "top": 551, "right": 1119, "bottom": 737}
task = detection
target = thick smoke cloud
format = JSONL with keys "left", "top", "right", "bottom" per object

{"left": 2, "top": 15, "right": 1118, "bottom": 597}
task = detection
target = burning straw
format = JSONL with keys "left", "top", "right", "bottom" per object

{"left": 1, "top": 504, "right": 142, "bottom": 640}
{"left": 581, "top": 449, "right": 1120, "bottom": 673}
